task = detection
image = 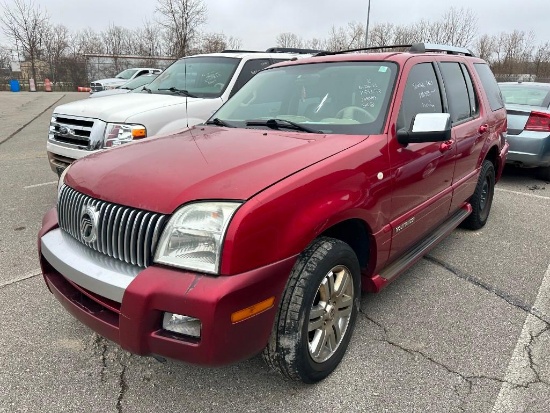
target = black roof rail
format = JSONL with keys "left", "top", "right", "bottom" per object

{"left": 313, "top": 43, "right": 476, "bottom": 57}
{"left": 221, "top": 49, "right": 263, "bottom": 53}
{"left": 409, "top": 43, "right": 475, "bottom": 57}
{"left": 314, "top": 44, "right": 412, "bottom": 56}
{"left": 265, "top": 47, "right": 325, "bottom": 54}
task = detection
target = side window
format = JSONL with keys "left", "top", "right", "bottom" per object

{"left": 397, "top": 63, "right": 443, "bottom": 131}
{"left": 474, "top": 63, "right": 504, "bottom": 111}
{"left": 230, "top": 59, "right": 272, "bottom": 97}
{"left": 439, "top": 62, "right": 472, "bottom": 123}
{"left": 136, "top": 70, "right": 148, "bottom": 77}
{"left": 460, "top": 63, "right": 478, "bottom": 117}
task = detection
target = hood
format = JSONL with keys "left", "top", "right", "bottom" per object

{"left": 54, "top": 93, "right": 201, "bottom": 123}
{"left": 93, "top": 78, "right": 123, "bottom": 85}
{"left": 66, "top": 126, "right": 365, "bottom": 214}
{"left": 89, "top": 89, "right": 130, "bottom": 98}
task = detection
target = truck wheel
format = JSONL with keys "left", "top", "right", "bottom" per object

{"left": 537, "top": 166, "right": 550, "bottom": 182}
{"left": 461, "top": 160, "right": 495, "bottom": 230}
{"left": 263, "top": 237, "right": 360, "bottom": 383}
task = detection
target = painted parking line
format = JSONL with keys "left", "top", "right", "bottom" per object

{"left": 491, "top": 262, "right": 550, "bottom": 412}
{"left": 495, "top": 187, "right": 550, "bottom": 201}
{"left": 0, "top": 269, "right": 42, "bottom": 289}
{"left": 23, "top": 181, "right": 57, "bottom": 189}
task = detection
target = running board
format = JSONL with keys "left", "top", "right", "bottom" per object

{"left": 376, "top": 204, "right": 472, "bottom": 284}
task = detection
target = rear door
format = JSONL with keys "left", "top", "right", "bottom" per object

{"left": 437, "top": 60, "right": 486, "bottom": 211}
{"left": 387, "top": 60, "right": 456, "bottom": 261}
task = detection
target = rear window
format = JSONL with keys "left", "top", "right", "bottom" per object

{"left": 499, "top": 84, "right": 550, "bottom": 107}
{"left": 473, "top": 63, "right": 504, "bottom": 111}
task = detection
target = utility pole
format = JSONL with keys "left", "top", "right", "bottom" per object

{"left": 364, "top": 0, "right": 372, "bottom": 48}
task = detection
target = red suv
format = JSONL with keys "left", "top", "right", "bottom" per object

{"left": 39, "top": 43, "right": 509, "bottom": 383}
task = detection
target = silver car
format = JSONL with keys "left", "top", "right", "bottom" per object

{"left": 499, "top": 82, "right": 550, "bottom": 181}
{"left": 89, "top": 74, "right": 158, "bottom": 98}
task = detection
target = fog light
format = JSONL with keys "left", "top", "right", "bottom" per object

{"left": 163, "top": 313, "right": 201, "bottom": 338}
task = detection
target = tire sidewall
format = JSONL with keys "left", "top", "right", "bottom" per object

{"left": 295, "top": 240, "right": 361, "bottom": 383}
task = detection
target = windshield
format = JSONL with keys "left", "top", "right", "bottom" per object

{"left": 122, "top": 75, "right": 157, "bottom": 89}
{"left": 116, "top": 69, "right": 139, "bottom": 80}
{"left": 211, "top": 61, "right": 398, "bottom": 134}
{"left": 144, "top": 56, "right": 241, "bottom": 98}
{"left": 499, "top": 84, "right": 550, "bottom": 107}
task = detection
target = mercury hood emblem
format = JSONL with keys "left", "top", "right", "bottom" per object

{"left": 80, "top": 204, "right": 99, "bottom": 243}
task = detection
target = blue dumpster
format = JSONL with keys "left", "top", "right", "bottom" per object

{"left": 9, "top": 79, "right": 21, "bottom": 92}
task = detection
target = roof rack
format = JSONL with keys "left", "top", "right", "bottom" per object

{"left": 409, "top": 43, "right": 475, "bottom": 57}
{"left": 314, "top": 43, "right": 475, "bottom": 57}
{"left": 265, "top": 47, "right": 325, "bottom": 54}
{"left": 315, "top": 44, "right": 412, "bottom": 56}
{"left": 221, "top": 49, "right": 263, "bottom": 53}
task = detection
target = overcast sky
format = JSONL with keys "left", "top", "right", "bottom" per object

{"left": 1, "top": 0, "right": 549, "bottom": 51}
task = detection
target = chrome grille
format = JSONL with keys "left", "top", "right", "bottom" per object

{"left": 49, "top": 115, "right": 94, "bottom": 147}
{"left": 90, "top": 82, "right": 104, "bottom": 92}
{"left": 57, "top": 185, "right": 166, "bottom": 268}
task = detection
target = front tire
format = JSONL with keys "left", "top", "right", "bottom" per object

{"left": 537, "top": 166, "right": 550, "bottom": 182}
{"left": 262, "top": 237, "right": 361, "bottom": 383}
{"left": 461, "top": 160, "right": 495, "bottom": 230}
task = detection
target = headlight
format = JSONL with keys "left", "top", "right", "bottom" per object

{"left": 104, "top": 85, "right": 117, "bottom": 90}
{"left": 154, "top": 202, "right": 241, "bottom": 274}
{"left": 104, "top": 123, "right": 147, "bottom": 147}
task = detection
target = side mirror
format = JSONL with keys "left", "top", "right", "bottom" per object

{"left": 397, "top": 113, "right": 451, "bottom": 145}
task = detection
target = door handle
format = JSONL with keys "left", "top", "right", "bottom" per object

{"left": 439, "top": 140, "right": 453, "bottom": 152}
{"left": 479, "top": 124, "right": 489, "bottom": 133}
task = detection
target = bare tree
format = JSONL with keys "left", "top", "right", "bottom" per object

{"left": 43, "top": 23, "right": 69, "bottom": 85}
{"left": 197, "top": 32, "right": 226, "bottom": 53}
{"left": 276, "top": 32, "right": 304, "bottom": 49}
{"left": 155, "top": 0, "right": 207, "bottom": 57}
{"left": 533, "top": 42, "right": 550, "bottom": 78}
{"left": 473, "top": 34, "right": 497, "bottom": 63}
{"left": 435, "top": 7, "right": 478, "bottom": 47}
{"left": 0, "top": 44, "right": 11, "bottom": 68}
{"left": 101, "top": 24, "right": 133, "bottom": 72}
{"left": 0, "top": 0, "right": 49, "bottom": 81}
{"left": 227, "top": 36, "right": 242, "bottom": 50}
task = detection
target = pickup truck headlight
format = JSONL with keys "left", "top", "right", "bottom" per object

{"left": 104, "top": 123, "right": 147, "bottom": 147}
{"left": 154, "top": 202, "right": 241, "bottom": 274}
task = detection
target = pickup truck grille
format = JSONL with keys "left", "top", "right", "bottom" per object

{"left": 49, "top": 115, "right": 94, "bottom": 147}
{"left": 57, "top": 185, "right": 167, "bottom": 268}
{"left": 90, "top": 82, "right": 104, "bottom": 92}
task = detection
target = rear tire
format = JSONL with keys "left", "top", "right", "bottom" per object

{"left": 262, "top": 237, "right": 361, "bottom": 383}
{"left": 461, "top": 160, "right": 495, "bottom": 230}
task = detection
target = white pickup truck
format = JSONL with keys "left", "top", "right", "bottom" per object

{"left": 47, "top": 49, "right": 317, "bottom": 175}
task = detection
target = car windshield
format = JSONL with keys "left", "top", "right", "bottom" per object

{"left": 121, "top": 75, "right": 157, "bottom": 89}
{"left": 144, "top": 56, "right": 241, "bottom": 98}
{"left": 499, "top": 84, "right": 550, "bottom": 107}
{"left": 115, "top": 69, "right": 139, "bottom": 80}
{"left": 211, "top": 61, "right": 398, "bottom": 135}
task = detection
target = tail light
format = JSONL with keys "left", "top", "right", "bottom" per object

{"left": 525, "top": 111, "right": 550, "bottom": 132}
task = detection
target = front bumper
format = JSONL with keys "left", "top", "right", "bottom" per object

{"left": 505, "top": 130, "right": 550, "bottom": 168}
{"left": 39, "top": 210, "right": 297, "bottom": 366}
{"left": 47, "top": 141, "right": 99, "bottom": 175}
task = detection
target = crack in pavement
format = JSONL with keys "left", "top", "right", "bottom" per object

{"left": 524, "top": 324, "right": 550, "bottom": 388}
{"left": 359, "top": 310, "right": 534, "bottom": 411}
{"left": 91, "top": 334, "right": 108, "bottom": 384}
{"left": 0, "top": 94, "right": 65, "bottom": 146}
{"left": 424, "top": 255, "right": 550, "bottom": 327}
{"left": 116, "top": 360, "right": 129, "bottom": 413}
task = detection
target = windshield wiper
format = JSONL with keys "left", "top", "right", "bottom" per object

{"left": 158, "top": 87, "right": 197, "bottom": 97}
{"left": 142, "top": 86, "right": 152, "bottom": 93}
{"left": 245, "top": 118, "right": 321, "bottom": 133}
{"left": 205, "top": 118, "right": 236, "bottom": 128}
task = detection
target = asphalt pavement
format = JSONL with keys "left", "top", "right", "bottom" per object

{"left": 0, "top": 91, "right": 548, "bottom": 412}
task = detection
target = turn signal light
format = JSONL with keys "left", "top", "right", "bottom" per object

{"left": 231, "top": 297, "right": 275, "bottom": 323}
{"left": 132, "top": 127, "right": 147, "bottom": 139}
{"left": 525, "top": 111, "right": 550, "bottom": 132}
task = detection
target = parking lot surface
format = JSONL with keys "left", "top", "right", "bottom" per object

{"left": 0, "top": 92, "right": 549, "bottom": 412}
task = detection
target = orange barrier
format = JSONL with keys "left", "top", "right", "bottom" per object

{"left": 44, "top": 78, "right": 52, "bottom": 92}
{"left": 77, "top": 86, "right": 91, "bottom": 92}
